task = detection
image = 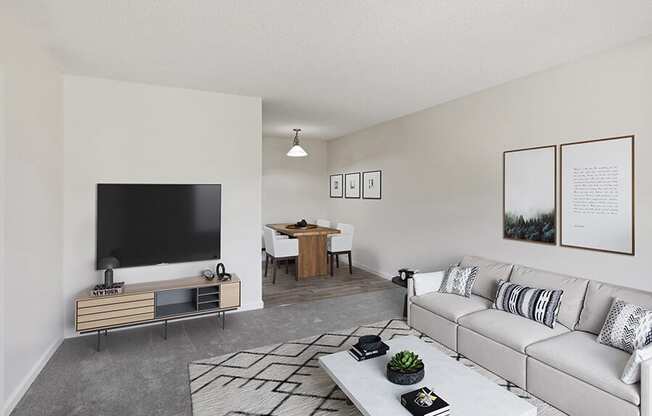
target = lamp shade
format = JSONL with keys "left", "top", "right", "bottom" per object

{"left": 287, "top": 145, "right": 308, "bottom": 157}
{"left": 287, "top": 128, "right": 308, "bottom": 157}
{"left": 99, "top": 256, "right": 120, "bottom": 270}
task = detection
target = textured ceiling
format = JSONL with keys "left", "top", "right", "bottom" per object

{"left": 7, "top": 0, "right": 652, "bottom": 139}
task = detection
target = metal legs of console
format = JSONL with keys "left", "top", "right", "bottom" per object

{"left": 94, "top": 311, "right": 228, "bottom": 351}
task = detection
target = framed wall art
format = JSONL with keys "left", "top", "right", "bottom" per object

{"left": 345, "top": 172, "right": 361, "bottom": 199}
{"left": 503, "top": 145, "right": 557, "bottom": 244}
{"left": 330, "top": 174, "right": 343, "bottom": 198}
{"left": 362, "top": 170, "right": 382, "bottom": 199}
{"left": 560, "top": 135, "right": 634, "bottom": 255}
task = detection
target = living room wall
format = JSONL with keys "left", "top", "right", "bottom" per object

{"left": 0, "top": 15, "right": 64, "bottom": 415}
{"left": 327, "top": 36, "right": 652, "bottom": 291}
{"left": 62, "top": 76, "right": 263, "bottom": 337}
{"left": 262, "top": 136, "right": 329, "bottom": 225}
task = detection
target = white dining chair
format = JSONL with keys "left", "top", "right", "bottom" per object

{"left": 327, "top": 223, "right": 354, "bottom": 276}
{"left": 263, "top": 227, "right": 299, "bottom": 283}
{"left": 316, "top": 219, "right": 331, "bottom": 228}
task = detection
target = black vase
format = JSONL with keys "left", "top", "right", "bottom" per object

{"left": 386, "top": 364, "right": 425, "bottom": 385}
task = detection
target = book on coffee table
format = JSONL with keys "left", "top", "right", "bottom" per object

{"left": 348, "top": 342, "right": 389, "bottom": 361}
{"left": 400, "top": 387, "right": 450, "bottom": 416}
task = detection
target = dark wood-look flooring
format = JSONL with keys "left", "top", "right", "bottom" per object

{"left": 262, "top": 259, "right": 397, "bottom": 307}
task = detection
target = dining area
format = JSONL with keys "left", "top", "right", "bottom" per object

{"left": 262, "top": 220, "right": 355, "bottom": 283}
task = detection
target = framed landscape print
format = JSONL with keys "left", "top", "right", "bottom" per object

{"left": 560, "top": 135, "right": 634, "bottom": 255}
{"left": 362, "top": 170, "right": 382, "bottom": 199}
{"left": 345, "top": 172, "right": 361, "bottom": 199}
{"left": 330, "top": 174, "right": 343, "bottom": 198}
{"left": 503, "top": 145, "right": 557, "bottom": 244}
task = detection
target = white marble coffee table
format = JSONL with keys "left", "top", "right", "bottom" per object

{"left": 319, "top": 335, "right": 536, "bottom": 416}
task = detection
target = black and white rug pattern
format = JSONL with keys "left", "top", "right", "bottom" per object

{"left": 188, "top": 319, "right": 566, "bottom": 415}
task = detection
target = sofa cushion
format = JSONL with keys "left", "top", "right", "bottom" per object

{"left": 458, "top": 309, "right": 568, "bottom": 353}
{"left": 438, "top": 266, "right": 479, "bottom": 298}
{"left": 526, "top": 331, "right": 638, "bottom": 405}
{"left": 411, "top": 292, "right": 491, "bottom": 323}
{"left": 597, "top": 298, "right": 652, "bottom": 353}
{"left": 494, "top": 280, "right": 564, "bottom": 329}
{"left": 509, "top": 265, "right": 588, "bottom": 330}
{"left": 459, "top": 255, "right": 513, "bottom": 300}
{"left": 577, "top": 280, "right": 652, "bottom": 335}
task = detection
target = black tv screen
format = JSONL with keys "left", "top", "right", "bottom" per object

{"left": 96, "top": 184, "right": 221, "bottom": 269}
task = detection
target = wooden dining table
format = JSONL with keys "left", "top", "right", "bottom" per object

{"left": 267, "top": 223, "right": 341, "bottom": 279}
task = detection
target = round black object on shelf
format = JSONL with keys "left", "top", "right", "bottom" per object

{"left": 358, "top": 335, "right": 382, "bottom": 351}
{"left": 386, "top": 364, "right": 425, "bottom": 385}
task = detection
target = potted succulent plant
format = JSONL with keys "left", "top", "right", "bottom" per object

{"left": 386, "top": 350, "right": 425, "bottom": 385}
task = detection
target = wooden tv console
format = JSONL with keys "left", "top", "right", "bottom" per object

{"left": 74, "top": 275, "right": 241, "bottom": 351}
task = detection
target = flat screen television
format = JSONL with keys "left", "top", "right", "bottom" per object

{"left": 96, "top": 184, "right": 221, "bottom": 269}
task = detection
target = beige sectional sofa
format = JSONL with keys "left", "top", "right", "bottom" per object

{"left": 407, "top": 255, "right": 652, "bottom": 416}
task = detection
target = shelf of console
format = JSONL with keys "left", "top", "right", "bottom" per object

{"left": 74, "top": 275, "right": 240, "bottom": 350}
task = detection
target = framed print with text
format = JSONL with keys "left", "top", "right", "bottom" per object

{"left": 503, "top": 145, "right": 557, "bottom": 244}
{"left": 560, "top": 135, "right": 634, "bottom": 255}
{"left": 330, "top": 174, "right": 343, "bottom": 198}
{"left": 362, "top": 170, "right": 382, "bottom": 199}
{"left": 345, "top": 172, "right": 361, "bottom": 199}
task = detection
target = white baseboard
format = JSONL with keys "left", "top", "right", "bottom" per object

{"left": 337, "top": 257, "right": 392, "bottom": 280}
{"left": 3, "top": 337, "right": 63, "bottom": 416}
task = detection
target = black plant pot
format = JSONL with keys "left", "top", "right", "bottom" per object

{"left": 386, "top": 364, "right": 425, "bottom": 385}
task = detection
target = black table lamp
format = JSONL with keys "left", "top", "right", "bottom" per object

{"left": 99, "top": 256, "right": 120, "bottom": 287}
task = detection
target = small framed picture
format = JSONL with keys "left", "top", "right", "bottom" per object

{"left": 362, "top": 170, "right": 382, "bottom": 199}
{"left": 345, "top": 172, "right": 361, "bottom": 199}
{"left": 330, "top": 174, "right": 343, "bottom": 198}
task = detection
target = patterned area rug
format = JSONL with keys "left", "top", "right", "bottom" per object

{"left": 188, "top": 319, "right": 566, "bottom": 415}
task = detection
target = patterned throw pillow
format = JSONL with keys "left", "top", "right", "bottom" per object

{"left": 621, "top": 343, "right": 652, "bottom": 384}
{"left": 438, "top": 266, "right": 479, "bottom": 298}
{"left": 493, "top": 280, "right": 564, "bottom": 329}
{"left": 597, "top": 298, "right": 652, "bottom": 354}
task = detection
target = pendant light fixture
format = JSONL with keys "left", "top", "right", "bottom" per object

{"left": 287, "top": 128, "right": 308, "bottom": 157}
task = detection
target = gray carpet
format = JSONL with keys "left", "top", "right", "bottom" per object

{"left": 10, "top": 288, "right": 404, "bottom": 416}
{"left": 189, "top": 319, "right": 566, "bottom": 416}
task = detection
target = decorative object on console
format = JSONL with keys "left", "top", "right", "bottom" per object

{"left": 98, "top": 256, "right": 120, "bottom": 287}
{"left": 401, "top": 387, "right": 450, "bottom": 416}
{"left": 362, "top": 170, "right": 382, "bottom": 199}
{"left": 503, "top": 145, "right": 556, "bottom": 244}
{"left": 344, "top": 172, "right": 361, "bottom": 199}
{"left": 215, "top": 263, "right": 232, "bottom": 281}
{"left": 560, "top": 135, "right": 635, "bottom": 255}
{"left": 494, "top": 280, "right": 563, "bottom": 329}
{"left": 91, "top": 282, "right": 125, "bottom": 297}
{"left": 329, "top": 174, "right": 343, "bottom": 198}
{"left": 437, "top": 266, "right": 478, "bottom": 297}
{"left": 387, "top": 350, "right": 425, "bottom": 385}
{"left": 201, "top": 269, "right": 216, "bottom": 280}
{"left": 597, "top": 298, "right": 652, "bottom": 353}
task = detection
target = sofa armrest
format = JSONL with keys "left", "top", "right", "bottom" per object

{"left": 642, "top": 359, "right": 652, "bottom": 416}
{"left": 407, "top": 270, "right": 445, "bottom": 326}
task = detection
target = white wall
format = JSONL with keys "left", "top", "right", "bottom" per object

{"left": 327, "top": 36, "right": 652, "bottom": 291}
{"left": 0, "top": 15, "right": 64, "bottom": 416}
{"left": 0, "top": 65, "right": 6, "bottom": 416}
{"left": 63, "top": 76, "right": 262, "bottom": 336}
{"left": 262, "top": 137, "right": 329, "bottom": 225}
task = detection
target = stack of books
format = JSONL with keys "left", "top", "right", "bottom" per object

{"left": 348, "top": 341, "right": 389, "bottom": 361}
{"left": 400, "top": 387, "right": 450, "bottom": 416}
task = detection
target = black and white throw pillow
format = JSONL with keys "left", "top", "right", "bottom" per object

{"left": 597, "top": 298, "right": 652, "bottom": 354}
{"left": 493, "top": 280, "right": 564, "bottom": 329}
{"left": 437, "top": 266, "right": 478, "bottom": 298}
